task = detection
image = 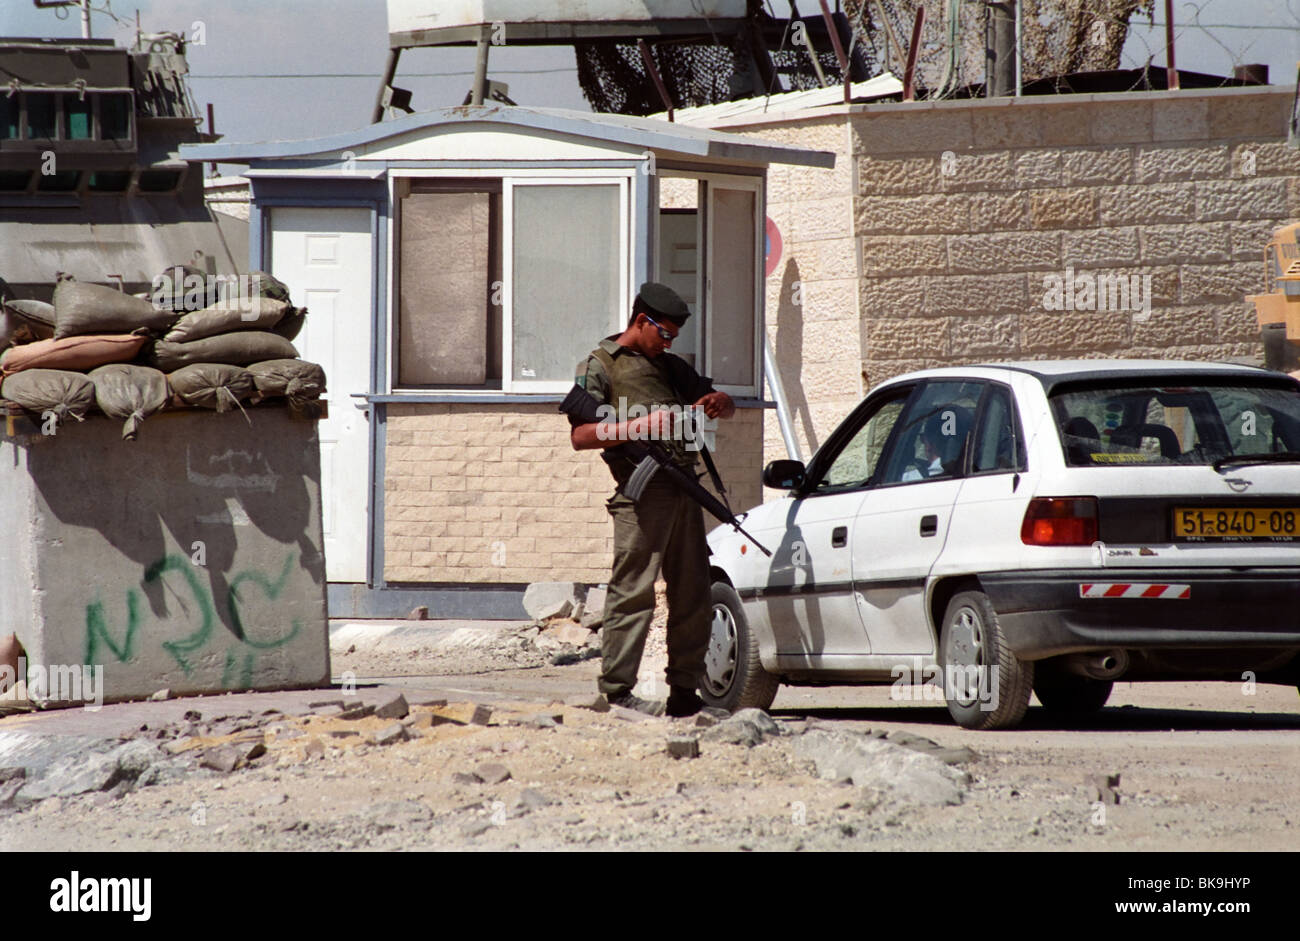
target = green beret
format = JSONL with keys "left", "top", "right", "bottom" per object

{"left": 636, "top": 282, "right": 690, "bottom": 324}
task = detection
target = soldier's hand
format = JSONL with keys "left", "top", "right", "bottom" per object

{"left": 694, "top": 391, "right": 735, "bottom": 420}
{"left": 634, "top": 408, "right": 676, "bottom": 440}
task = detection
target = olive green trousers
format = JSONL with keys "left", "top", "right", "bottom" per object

{"left": 598, "top": 478, "right": 711, "bottom": 698}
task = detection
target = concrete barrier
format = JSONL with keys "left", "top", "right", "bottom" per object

{"left": 1, "top": 405, "right": 330, "bottom": 704}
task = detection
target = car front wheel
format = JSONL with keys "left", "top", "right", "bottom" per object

{"left": 939, "top": 590, "right": 1033, "bottom": 730}
{"left": 699, "top": 582, "right": 778, "bottom": 713}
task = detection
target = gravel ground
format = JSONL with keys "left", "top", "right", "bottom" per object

{"left": 2, "top": 596, "right": 1298, "bottom": 852}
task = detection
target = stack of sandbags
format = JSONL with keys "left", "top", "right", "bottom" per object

{"left": 0, "top": 269, "right": 326, "bottom": 434}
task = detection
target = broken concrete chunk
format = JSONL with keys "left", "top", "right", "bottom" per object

{"left": 450, "top": 771, "right": 482, "bottom": 785}
{"left": 564, "top": 693, "right": 611, "bottom": 713}
{"left": 408, "top": 605, "right": 429, "bottom": 620}
{"left": 339, "top": 704, "right": 375, "bottom": 721}
{"left": 369, "top": 722, "right": 408, "bottom": 747}
{"left": 403, "top": 713, "right": 435, "bottom": 730}
{"left": 200, "top": 747, "right": 239, "bottom": 774}
{"left": 476, "top": 762, "right": 511, "bottom": 785}
{"left": 307, "top": 699, "right": 345, "bottom": 710}
{"left": 794, "top": 730, "right": 968, "bottom": 807}
{"left": 548, "top": 622, "right": 595, "bottom": 647}
{"left": 698, "top": 708, "right": 780, "bottom": 747}
{"left": 667, "top": 736, "right": 701, "bottom": 759}
{"left": 522, "top": 581, "right": 585, "bottom": 621}
{"left": 148, "top": 688, "right": 171, "bottom": 701}
{"left": 431, "top": 702, "right": 493, "bottom": 726}
{"left": 373, "top": 691, "right": 409, "bottom": 720}
{"left": 303, "top": 738, "right": 325, "bottom": 759}
{"left": 514, "top": 788, "right": 551, "bottom": 812}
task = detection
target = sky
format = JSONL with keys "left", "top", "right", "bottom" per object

{"left": 3, "top": 0, "right": 1299, "bottom": 161}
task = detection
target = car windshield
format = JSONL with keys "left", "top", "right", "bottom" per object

{"left": 1050, "top": 378, "right": 1300, "bottom": 467}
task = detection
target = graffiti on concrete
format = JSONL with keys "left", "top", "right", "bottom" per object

{"left": 83, "top": 551, "right": 301, "bottom": 689}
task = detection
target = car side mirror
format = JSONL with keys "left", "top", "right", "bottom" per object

{"left": 763, "top": 459, "right": 805, "bottom": 491}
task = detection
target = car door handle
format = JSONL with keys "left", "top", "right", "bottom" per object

{"left": 920, "top": 514, "right": 938, "bottom": 537}
{"left": 832, "top": 526, "right": 847, "bottom": 548}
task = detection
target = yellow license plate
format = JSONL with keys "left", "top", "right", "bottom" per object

{"left": 1173, "top": 507, "right": 1300, "bottom": 540}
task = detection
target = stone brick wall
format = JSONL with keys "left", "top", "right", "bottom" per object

{"left": 382, "top": 402, "right": 764, "bottom": 585}
{"left": 712, "top": 87, "right": 1298, "bottom": 490}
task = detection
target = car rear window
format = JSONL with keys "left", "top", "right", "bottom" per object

{"left": 1050, "top": 378, "right": 1300, "bottom": 466}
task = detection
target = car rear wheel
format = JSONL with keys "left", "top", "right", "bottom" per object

{"left": 939, "top": 590, "right": 1033, "bottom": 730}
{"left": 1033, "top": 660, "right": 1113, "bottom": 714}
{"left": 699, "top": 582, "right": 778, "bottom": 713}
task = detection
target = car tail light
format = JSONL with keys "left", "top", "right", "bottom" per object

{"left": 1021, "top": 497, "right": 1099, "bottom": 546}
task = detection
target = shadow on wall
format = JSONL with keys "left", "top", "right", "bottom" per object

{"left": 773, "top": 257, "right": 818, "bottom": 456}
{"left": 29, "top": 410, "right": 326, "bottom": 657}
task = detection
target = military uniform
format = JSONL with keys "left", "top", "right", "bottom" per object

{"left": 570, "top": 336, "right": 716, "bottom": 699}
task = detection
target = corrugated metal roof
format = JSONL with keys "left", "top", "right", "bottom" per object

{"left": 651, "top": 73, "right": 903, "bottom": 127}
{"left": 178, "top": 103, "right": 836, "bottom": 169}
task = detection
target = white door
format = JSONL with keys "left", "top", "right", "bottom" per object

{"left": 269, "top": 207, "right": 373, "bottom": 583}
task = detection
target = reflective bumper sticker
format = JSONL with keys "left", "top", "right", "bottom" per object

{"left": 1079, "top": 583, "right": 1191, "bottom": 599}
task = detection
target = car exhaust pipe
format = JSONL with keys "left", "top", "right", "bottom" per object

{"left": 1064, "top": 650, "right": 1129, "bottom": 681}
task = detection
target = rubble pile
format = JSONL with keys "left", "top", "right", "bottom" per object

{"left": 0, "top": 267, "right": 325, "bottom": 439}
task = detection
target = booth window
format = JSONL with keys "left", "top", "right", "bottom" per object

{"left": 393, "top": 176, "right": 626, "bottom": 393}
{"left": 396, "top": 179, "right": 502, "bottom": 387}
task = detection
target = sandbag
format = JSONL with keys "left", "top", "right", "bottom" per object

{"left": 168, "top": 363, "right": 256, "bottom": 413}
{"left": 246, "top": 358, "right": 326, "bottom": 409}
{"left": 271, "top": 306, "right": 307, "bottom": 342}
{"left": 88, "top": 364, "right": 169, "bottom": 440}
{"left": 53, "top": 276, "right": 176, "bottom": 339}
{"left": 151, "top": 264, "right": 219, "bottom": 313}
{"left": 0, "top": 368, "right": 95, "bottom": 426}
{"left": 248, "top": 270, "right": 292, "bottom": 305}
{"left": 148, "top": 331, "right": 298, "bottom": 371}
{"left": 0, "top": 333, "right": 148, "bottom": 375}
{"left": 2, "top": 299, "right": 57, "bottom": 344}
{"left": 164, "top": 297, "right": 288, "bottom": 343}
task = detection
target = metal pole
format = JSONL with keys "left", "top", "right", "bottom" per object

{"left": 371, "top": 48, "right": 401, "bottom": 123}
{"left": 789, "top": 1, "right": 830, "bottom": 88}
{"left": 764, "top": 337, "right": 803, "bottom": 463}
{"left": 470, "top": 27, "right": 491, "bottom": 105}
{"left": 817, "top": 0, "right": 852, "bottom": 103}
{"left": 1164, "top": 0, "right": 1179, "bottom": 90}
{"left": 1013, "top": 0, "right": 1022, "bottom": 96}
{"left": 638, "top": 40, "right": 674, "bottom": 121}
{"left": 81, "top": 0, "right": 91, "bottom": 39}
{"left": 903, "top": 5, "right": 925, "bottom": 101}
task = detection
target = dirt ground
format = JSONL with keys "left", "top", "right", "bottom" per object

{"left": 2, "top": 611, "right": 1298, "bottom": 853}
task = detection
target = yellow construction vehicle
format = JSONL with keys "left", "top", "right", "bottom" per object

{"left": 1246, "top": 222, "right": 1300, "bottom": 374}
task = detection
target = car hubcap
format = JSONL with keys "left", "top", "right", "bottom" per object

{"left": 703, "top": 603, "right": 738, "bottom": 697}
{"left": 945, "top": 606, "right": 985, "bottom": 706}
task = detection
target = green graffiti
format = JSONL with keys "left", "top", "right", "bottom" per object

{"left": 228, "top": 551, "right": 302, "bottom": 650}
{"left": 84, "top": 589, "right": 142, "bottom": 664}
{"left": 220, "top": 650, "right": 256, "bottom": 690}
{"left": 146, "top": 554, "right": 216, "bottom": 676}
{"left": 83, "top": 551, "right": 303, "bottom": 687}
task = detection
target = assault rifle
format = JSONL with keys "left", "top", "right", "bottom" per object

{"left": 560, "top": 385, "right": 772, "bottom": 557}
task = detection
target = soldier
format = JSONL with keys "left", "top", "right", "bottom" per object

{"left": 566, "top": 283, "right": 735, "bottom": 717}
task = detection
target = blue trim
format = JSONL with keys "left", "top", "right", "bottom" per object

{"left": 178, "top": 105, "right": 836, "bottom": 169}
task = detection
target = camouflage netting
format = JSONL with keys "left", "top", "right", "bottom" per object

{"left": 576, "top": 0, "right": 1154, "bottom": 112}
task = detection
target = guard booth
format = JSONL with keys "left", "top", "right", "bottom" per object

{"left": 181, "top": 105, "right": 832, "bottom": 618}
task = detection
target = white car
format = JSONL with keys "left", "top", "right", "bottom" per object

{"left": 701, "top": 361, "right": 1300, "bottom": 729}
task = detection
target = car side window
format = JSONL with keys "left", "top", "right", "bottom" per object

{"left": 879, "top": 380, "right": 984, "bottom": 485}
{"left": 811, "top": 396, "right": 908, "bottom": 493}
{"left": 971, "top": 384, "right": 1026, "bottom": 474}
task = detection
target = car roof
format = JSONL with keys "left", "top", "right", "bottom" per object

{"left": 877, "top": 359, "right": 1288, "bottom": 394}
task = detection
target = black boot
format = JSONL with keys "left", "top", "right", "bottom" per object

{"left": 666, "top": 685, "right": 704, "bottom": 717}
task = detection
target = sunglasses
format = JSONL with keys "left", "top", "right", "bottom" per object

{"left": 643, "top": 313, "right": 677, "bottom": 341}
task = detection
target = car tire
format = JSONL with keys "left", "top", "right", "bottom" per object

{"left": 699, "top": 582, "right": 778, "bottom": 713}
{"left": 1032, "top": 660, "right": 1113, "bottom": 714}
{"left": 939, "top": 590, "right": 1033, "bottom": 730}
